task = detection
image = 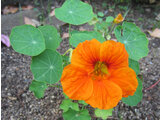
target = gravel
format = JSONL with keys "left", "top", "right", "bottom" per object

{"left": 1, "top": 1, "right": 160, "bottom": 120}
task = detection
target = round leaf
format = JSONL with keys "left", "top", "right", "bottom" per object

{"left": 69, "top": 31, "right": 105, "bottom": 47}
{"left": 122, "top": 77, "right": 143, "bottom": 106}
{"left": 31, "top": 49, "right": 63, "bottom": 84}
{"left": 10, "top": 25, "right": 45, "bottom": 56}
{"left": 95, "top": 109, "right": 113, "bottom": 120}
{"left": 106, "top": 16, "right": 114, "bottom": 22}
{"left": 94, "top": 22, "right": 111, "bottom": 32}
{"left": 114, "top": 22, "right": 149, "bottom": 61}
{"left": 60, "top": 99, "right": 79, "bottom": 112}
{"left": 29, "top": 80, "right": 48, "bottom": 98}
{"left": 55, "top": 0, "right": 94, "bottom": 25}
{"left": 129, "top": 58, "right": 140, "bottom": 75}
{"left": 38, "top": 25, "right": 61, "bottom": 51}
{"left": 63, "top": 109, "right": 91, "bottom": 120}
{"left": 97, "top": 12, "right": 104, "bottom": 17}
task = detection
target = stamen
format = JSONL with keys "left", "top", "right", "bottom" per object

{"left": 89, "top": 61, "right": 108, "bottom": 78}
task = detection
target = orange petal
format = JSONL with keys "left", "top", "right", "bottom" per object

{"left": 85, "top": 79, "right": 122, "bottom": 109}
{"left": 109, "top": 67, "right": 138, "bottom": 97}
{"left": 71, "top": 39, "right": 101, "bottom": 72}
{"left": 61, "top": 65, "right": 93, "bottom": 100}
{"left": 100, "top": 40, "right": 128, "bottom": 69}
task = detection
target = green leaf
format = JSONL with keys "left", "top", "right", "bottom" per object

{"left": 62, "top": 55, "right": 70, "bottom": 68}
{"left": 29, "top": 80, "right": 48, "bottom": 98}
{"left": 69, "top": 31, "right": 105, "bottom": 47}
{"left": 63, "top": 109, "right": 91, "bottom": 120}
{"left": 88, "top": 14, "right": 98, "bottom": 25}
{"left": 105, "top": 16, "right": 114, "bottom": 23}
{"left": 10, "top": 25, "right": 45, "bottom": 56}
{"left": 60, "top": 99, "right": 79, "bottom": 112}
{"left": 55, "top": 0, "right": 94, "bottom": 25}
{"left": 114, "top": 22, "right": 149, "bottom": 61}
{"left": 95, "top": 108, "right": 113, "bottom": 120}
{"left": 94, "top": 22, "right": 111, "bottom": 32}
{"left": 78, "top": 100, "right": 88, "bottom": 106}
{"left": 122, "top": 77, "right": 143, "bottom": 106}
{"left": 98, "top": 18, "right": 103, "bottom": 22}
{"left": 63, "top": 93, "right": 69, "bottom": 99}
{"left": 98, "top": 12, "right": 104, "bottom": 17}
{"left": 38, "top": 25, "right": 61, "bottom": 51}
{"left": 31, "top": 49, "right": 63, "bottom": 84}
{"left": 129, "top": 59, "right": 140, "bottom": 75}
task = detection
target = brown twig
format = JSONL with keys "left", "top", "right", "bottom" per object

{"left": 145, "top": 79, "right": 160, "bottom": 90}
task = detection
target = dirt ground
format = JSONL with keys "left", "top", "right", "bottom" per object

{"left": 1, "top": 0, "right": 160, "bottom": 120}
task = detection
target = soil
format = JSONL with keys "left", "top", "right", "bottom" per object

{"left": 1, "top": 0, "right": 160, "bottom": 120}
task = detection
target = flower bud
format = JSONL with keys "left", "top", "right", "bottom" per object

{"left": 114, "top": 13, "right": 124, "bottom": 24}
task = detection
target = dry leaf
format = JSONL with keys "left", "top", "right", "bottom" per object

{"left": 149, "top": 28, "right": 160, "bottom": 38}
{"left": 109, "top": 8, "right": 113, "bottom": 12}
{"left": 111, "top": 39, "right": 117, "bottom": 42}
{"left": 24, "top": 17, "right": 40, "bottom": 27}
{"left": 79, "top": 27, "right": 86, "bottom": 31}
{"left": 155, "top": 13, "right": 160, "bottom": 21}
{"left": 149, "top": 0, "right": 156, "bottom": 4}
{"left": 8, "top": 96, "right": 17, "bottom": 100}
{"left": 3, "top": 5, "right": 18, "bottom": 15}
{"left": 62, "top": 33, "right": 69, "bottom": 39}
{"left": 22, "top": 5, "right": 33, "bottom": 10}
{"left": 49, "top": 9, "right": 55, "bottom": 17}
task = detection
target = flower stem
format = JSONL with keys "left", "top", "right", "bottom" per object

{"left": 48, "top": 84, "right": 62, "bottom": 88}
{"left": 63, "top": 48, "right": 73, "bottom": 56}
{"left": 69, "top": 24, "right": 71, "bottom": 37}
{"left": 105, "top": 23, "right": 116, "bottom": 40}
{"left": 69, "top": 24, "right": 72, "bottom": 48}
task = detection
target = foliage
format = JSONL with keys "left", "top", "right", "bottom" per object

{"left": 129, "top": 59, "right": 140, "bottom": 75}
{"left": 38, "top": 25, "right": 61, "bottom": 51}
{"left": 63, "top": 109, "right": 91, "bottom": 120}
{"left": 95, "top": 109, "right": 113, "bottom": 120}
{"left": 69, "top": 31, "right": 105, "bottom": 47}
{"left": 55, "top": 0, "right": 94, "bottom": 25}
{"left": 106, "top": 16, "right": 114, "bottom": 23}
{"left": 29, "top": 80, "right": 48, "bottom": 98}
{"left": 60, "top": 99, "right": 79, "bottom": 112}
{"left": 114, "top": 22, "right": 149, "bottom": 61}
{"left": 122, "top": 77, "right": 143, "bottom": 106}
{"left": 31, "top": 50, "right": 63, "bottom": 84}
{"left": 10, "top": 25, "right": 45, "bottom": 56}
{"left": 9, "top": 0, "right": 149, "bottom": 119}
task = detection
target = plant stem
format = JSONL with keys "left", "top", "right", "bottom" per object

{"left": 48, "top": 84, "right": 62, "bottom": 88}
{"left": 40, "top": 0, "right": 45, "bottom": 23}
{"left": 69, "top": 24, "right": 72, "bottom": 48}
{"left": 47, "top": 0, "right": 52, "bottom": 24}
{"left": 18, "top": 3, "right": 23, "bottom": 25}
{"left": 69, "top": 24, "right": 71, "bottom": 38}
{"left": 63, "top": 48, "right": 73, "bottom": 56}
{"left": 123, "top": 6, "right": 131, "bottom": 20}
{"left": 105, "top": 23, "right": 116, "bottom": 40}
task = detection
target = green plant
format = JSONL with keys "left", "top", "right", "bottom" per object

{"left": 9, "top": 0, "right": 149, "bottom": 119}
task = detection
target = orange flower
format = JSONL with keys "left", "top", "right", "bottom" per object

{"left": 114, "top": 13, "right": 124, "bottom": 24}
{"left": 61, "top": 39, "right": 138, "bottom": 109}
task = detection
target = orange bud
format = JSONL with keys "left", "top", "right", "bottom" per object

{"left": 114, "top": 13, "right": 124, "bottom": 24}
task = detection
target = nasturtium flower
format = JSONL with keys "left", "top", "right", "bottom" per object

{"left": 114, "top": 13, "right": 124, "bottom": 24}
{"left": 61, "top": 39, "right": 138, "bottom": 109}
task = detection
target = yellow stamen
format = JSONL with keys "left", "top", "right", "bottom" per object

{"left": 93, "top": 61, "right": 108, "bottom": 76}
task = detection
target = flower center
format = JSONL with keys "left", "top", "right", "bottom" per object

{"left": 93, "top": 61, "right": 108, "bottom": 76}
